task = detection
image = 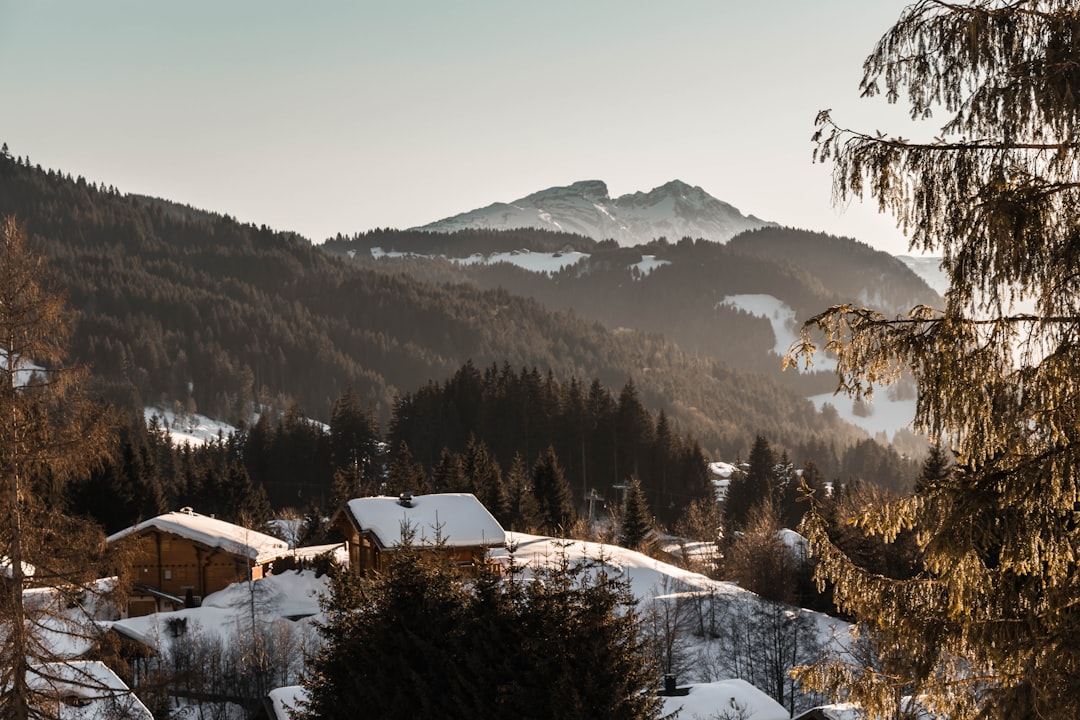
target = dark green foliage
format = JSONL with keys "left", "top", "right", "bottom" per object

{"left": 620, "top": 477, "right": 654, "bottom": 550}
{"left": 914, "top": 441, "right": 952, "bottom": 494}
{"left": 70, "top": 419, "right": 168, "bottom": 534}
{"left": 329, "top": 386, "right": 380, "bottom": 479}
{"left": 338, "top": 226, "right": 938, "bottom": 399}
{"left": 723, "top": 435, "right": 777, "bottom": 532}
{"left": 302, "top": 537, "right": 484, "bottom": 720}
{"left": 531, "top": 446, "right": 576, "bottom": 534}
{"left": 389, "top": 363, "right": 712, "bottom": 526}
{"left": 301, "top": 538, "right": 664, "bottom": 720}
{"left": 0, "top": 150, "right": 876, "bottom": 469}
{"left": 384, "top": 440, "right": 429, "bottom": 496}
{"left": 431, "top": 447, "right": 467, "bottom": 493}
{"left": 461, "top": 435, "right": 509, "bottom": 524}
{"left": 504, "top": 452, "right": 543, "bottom": 532}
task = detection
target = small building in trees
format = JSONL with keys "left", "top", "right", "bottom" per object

{"left": 106, "top": 508, "right": 291, "bottom": 617}
{"left": 330, "top": 492, "right": 506, "bottom": 575}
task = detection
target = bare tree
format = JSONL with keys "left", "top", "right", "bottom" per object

{"left": 0, "top": 215, "right": 117, "bottom": 720}
{"left": 643, "top": 574, "right": 694, "bottom": 681}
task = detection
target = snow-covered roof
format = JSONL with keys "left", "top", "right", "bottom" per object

{"left": 268, "top": 685, "right": 309, "bottom": 720}
{"left": 106, "top": 509, "right": 290, "bottom": 564}
{"left": 26, "top": 661, "right": 154, "bottom": 720}
{"left": 342, "top": 493, "right": 506, "bottom": 549}
{"left": 660, "top": 679, "right": 789, "bottom": 720}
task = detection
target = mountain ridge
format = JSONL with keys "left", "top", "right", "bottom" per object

{"left": 414, "top": 179, "right": 775, "bottom": 246}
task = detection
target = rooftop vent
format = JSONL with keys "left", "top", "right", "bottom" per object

{"left": 398, "top": 492, "right": 414, "bottom": 508}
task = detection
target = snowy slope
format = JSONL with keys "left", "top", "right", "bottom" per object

{"left": 144, "top": 406, "right": 238, "bottom": 447}
{"left": 415, "top": 179, "right": 774, "bottom": 246}
{"left": 896, "top": 255, "right": 947, "bottom": 297}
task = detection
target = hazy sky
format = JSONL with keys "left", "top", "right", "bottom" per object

{"left": 1, "top": 1, "right": 924, "bottom": 254}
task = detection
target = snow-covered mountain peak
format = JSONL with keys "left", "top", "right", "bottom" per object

{"left": 414, "top": 179, "right": 774, "bottom": 246}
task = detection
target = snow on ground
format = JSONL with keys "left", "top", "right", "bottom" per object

{"left": 371, "top": 246, "right": 589, "bottom": 275}
{"left": 721, "top": 291, "right": 846, "bottom": 375}
{"left": 631, "top": 254, "right": 671, "bottom": 278}
{"left": 268, "top": 685, "right": 307, "bottom": 720}
{"left": 28, "top": 661, "right": 154, "bottom": 719}
{"left": 109, "top": 570, "right": 328, "bottom": 651}
{"left": 497, "top": 533, "right": 719, "bottom": 599}
{"left": 661, "top": 678, "right": 789, "bottom": 720}
{"left": 1, "top": 351, "right": 46, "bottom": 387}
{"left": 708, "top": 461, "right": 740, "bottom": 502}
{"left": 897, "top": 255, "right": 948, "bottom": 297}
{"left": 98, "top": 530, "right": 850, "bottom": 716}
{"left": 721, "top": 293, "right": 839, "bottom": 373}
{"left": 720, "top": 294, "right": 799, "bottom": 359}
{"left": 810, "top": 392, "right": 916, "bottom": 442}
{"left": 144, "top": 406, "right": 238, "bottom": 447}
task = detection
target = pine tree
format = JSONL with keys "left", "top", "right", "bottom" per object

{"left": 384, "top": 440, "right": 428, "bottom": 496}
{"left": 301, "top": 536, "right": 664, "bottom": 720}
{"left": 431, "top": 446, "right": 467, "bottom": 493}
{"left": 914, "top": 441, "right": 953, "bottom": 494}
{"left": 0, "top": 216, "right": 117, "bottom": 720}
{"left": 461, "top": 435, "right": 509, "bottom": 522}
{"left": 789, "top": 3, "right": 1080, "bottom": 717}
{"left": 723, "top": 435, "right": 776, "bottom": 532}
{"left": 531, "top": 446, "right": 576, "bottom": 534}
{"left": 301, "top": 533, "right": 482, "bottom": 720}
{"left": 505, "top": 452, "right": 542, "bottom": 532}
{"left": 620, "top": 476, "right": 654, "bottom": 551}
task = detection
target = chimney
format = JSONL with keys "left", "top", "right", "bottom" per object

{"left": 660, "top": 674, "right": 687, "bottom": 696}
{"left": 398, "top": 492, "right": 414, "bottom": 508}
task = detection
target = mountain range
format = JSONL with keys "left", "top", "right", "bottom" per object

{"left": 415, "top": 179, "right": 774, "bottom": 246}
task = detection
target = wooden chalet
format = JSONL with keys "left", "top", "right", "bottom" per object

{"left": 106, "top": 508, "right": 291, "bottom": 617}
{"left": 330, "top": 492, "right": 506, "bottom": 575}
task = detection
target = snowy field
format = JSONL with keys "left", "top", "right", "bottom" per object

{"left": 370, "top": 246, "right": 672, "bottom": 278}
{"left": 144, "top": 406, "right": 239, "bottom": 447}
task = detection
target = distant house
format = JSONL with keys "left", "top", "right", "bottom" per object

{"left": 659, "top": 679, "right": 788, "bottom": 720}
{"left": 330, "top": 492, "right": 506, "bottom": 575}
{"left": 106, "top": 508, "right": 291, "bottom": 616}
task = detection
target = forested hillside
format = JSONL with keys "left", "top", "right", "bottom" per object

{"left": 0, "top": 148, "right": 872, "bottom": 460}
{"left": 328, "top": 226, "right": 940, "bottom": 395}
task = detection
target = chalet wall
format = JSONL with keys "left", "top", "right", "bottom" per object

{"left": 128, "top": 529, "right": 256, "bottom": 600}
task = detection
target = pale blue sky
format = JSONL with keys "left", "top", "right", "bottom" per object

{"left": 1, "top": 1, "right": 921, "bottom": 253}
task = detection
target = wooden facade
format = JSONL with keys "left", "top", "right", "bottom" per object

{"left": 332, "top": 521, "right": 494, "bottom": 576}
{"left": 125, "top": 529, "right": 267, "bottom": 609}
{"left": 108, "top": 509, "right": 290, "bottom": 617}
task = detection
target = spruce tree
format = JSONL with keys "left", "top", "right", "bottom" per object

{"left": 531, "top": 446, "right": 576, "bottom": 533}
{"left": 302, "top": 535, "right": 664, "bottom": 720}
{"left": 505, "top": 452, "right": 542, "bottom": 532}
{"left": 723, "top": 435, "right": 776, "bottom": 532}
{"left": 789, "top": 3, "right": 1080, "bottom": 717}
{"left": 620, "top": 476, "right": 654, "bottom": 551}
{"left": 385, "top": 440, "right": 429, "bottom": 496}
